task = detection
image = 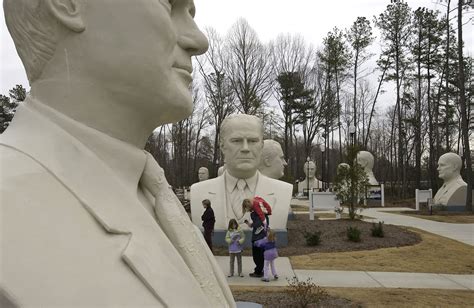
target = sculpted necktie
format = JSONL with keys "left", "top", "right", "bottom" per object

{"left": 232, "top": 179, "right": 247, "bottom": 220}
{"left": 139, "top": 152, "right": 233, "bottom": 308}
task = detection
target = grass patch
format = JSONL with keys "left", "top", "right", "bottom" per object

{"left": 231, "top": 286, "right": 474, "bottom": 307}
{"left": 327, "top": 287, "right": 474, "bottom": 307}
{"left": 384, "top": 211, "right": 474, "bottom": 223}
{"left": 290, "top": 227, "right": 474, "bottom": 274}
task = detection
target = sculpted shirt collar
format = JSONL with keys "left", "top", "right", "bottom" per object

{"left": 28, "top": 98, "right": 147, "bottom": 192}
{"left": 225, "top": 170, "right": 258, "bottom": 193}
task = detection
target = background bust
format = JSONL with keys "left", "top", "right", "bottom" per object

{"left": 356, "top": 151, "right": 379, "bottom": 186}
{"left": 433, "top": 152, "right": 467, "bottom": 206}
{"left": 198, "top": 166, "right": 210, "bottom": 181}
{"left": 298, "top": 160, "right": 322, "bottom": 193}
{"left": 259, "top": 139, "right": 287, "bottom": 179}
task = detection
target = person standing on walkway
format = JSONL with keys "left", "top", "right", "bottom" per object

{"left": 243, "top": 202, "right": 265, "bottom": 277}
{"left": 261, "top": 229, "right": 279, "bottom": 282}
{"left": 225, "top": 219, "right": 245, "bottom": 277}
{"left": 201, "top": 199, "right": 215, "bottom": 252}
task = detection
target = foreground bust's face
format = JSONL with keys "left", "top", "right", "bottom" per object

{"left": 82, "top": 0, "right": 208, "bottom": 123}
{"left": 222, "top": 118, "right": 263, "bottom": 177}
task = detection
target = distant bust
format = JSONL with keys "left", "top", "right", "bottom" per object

{"left": 433, "top": 153, "right": 467, "bottom": 206}
{"left": 259, "top": 139, "right": 287, "bottom": 179}
{"left": 190, "top": 114, "right": 292, "bottom": 229}
{"left": 298, "top": 160, "right": 322, "bottom": 193}
{"left": 198, "top": 167, "right": 209, "bottom": 181}
{"left": 356, "top": 151, "right": 379, "bottom": 186}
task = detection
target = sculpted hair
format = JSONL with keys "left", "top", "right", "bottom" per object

{"left": 261, "top": 140, "right": 281, "bottom": 165}
{"left": 441, "top": 152, "right": 463, "bottom": 172}
{"left": 4, "top": 0, "right": 58, "bottom": 83}
{"left": 219, "top": 114, "right": 264, "bottom": 148}
{"left": 357, "top": 151, "right": 374, "bottom": 169}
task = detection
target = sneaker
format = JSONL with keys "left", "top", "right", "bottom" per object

{"left": 274, "top": 275, "right": 279, "bottom": 280}
{"left": 227, "top": 274, "right": 233, "bottom": 277}
{"left": 249, "top": 272, "right": 263, "bottom": 278}
{"left": 261, "top": 278, "right": 270, "bottom": 282}
{"left": 239, "top": 273, "right": 244, "bottom": 277}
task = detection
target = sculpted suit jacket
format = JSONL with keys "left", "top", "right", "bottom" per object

{"left": 0, "top": 102, "right": 234, "bottom": 307}
{"left": 433, "top": 175, "right": 468, "bottom": 206}
{"left": 190, "top": 171, "right": 292, "bottom": 230}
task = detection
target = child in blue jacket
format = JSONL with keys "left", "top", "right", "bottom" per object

{"left": 261, "top": 228, "right": 279, "bottom": 282}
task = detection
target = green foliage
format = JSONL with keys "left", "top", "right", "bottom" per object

{"left": 333, "top": 145, "right": 369, "bottom": 219}
{"left": 371, "top": 221, "right": 385, "bottom": 238}
{"left": 1, "top": 85, "right": 27, "bottom": 133}
{"left": 346, "top": 226, "right": 362, "bottom": 242}
{"left": 285, "top": 277, "right": 328, "bottom": 308}
{"left": 303, "top": 231, "right": 321, "bottom": 246}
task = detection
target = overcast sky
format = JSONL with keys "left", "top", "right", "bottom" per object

{"left": 1, "top": 0, "right": 472, "bottom": 96}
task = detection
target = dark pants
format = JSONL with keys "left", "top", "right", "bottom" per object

{"left": 251, "top": 243, "right": 264, "bottom": 275}
{"left": 203, "top": 229, "right": 213, "bottom": 252}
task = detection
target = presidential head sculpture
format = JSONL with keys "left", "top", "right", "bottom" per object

{"left": 197, "top": 167, "right": 209, "bottom": 181}
{"left": 437, "top": 152, "right": 463, "bottom": 181}
{"left": 259, "top": 139, "right": 287, "bottom": 179}
{"left": 303, "top": 161, "right": 316, "bottom": 179}
{"left": 356, "top": 151, "right": 374, "bottom": 171}
{"left": 4, "top": 0, "right": 208, "bottom": 146}
{"left": 220, "top": 114, "right": 264, "bottom": 179}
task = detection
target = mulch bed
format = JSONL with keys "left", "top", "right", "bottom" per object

{"left": 214, "top": 214, "right": 421, "bottom": 256}
{"left": 233, "top": 290, "right": 358, "bottom": 308}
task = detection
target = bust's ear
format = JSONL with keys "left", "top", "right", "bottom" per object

{"left": 45, "top": 0, "right": 85, "bottom": 33}
{"left": 263, "top": 157, "right": 272, "bottom": 167}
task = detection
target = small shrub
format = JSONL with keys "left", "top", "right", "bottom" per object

{"left": 285, "top": 277, "right": 328, "bottom": 308}
{"left": 371, "top": 221, "right": 385, "bottom": 238}
{"left": 346, "top": 226, "right": 361, "bottom": 242}
{"left": 303, "top": 231, "right": 321, "bottom": 246}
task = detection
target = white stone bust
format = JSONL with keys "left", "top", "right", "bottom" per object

{"left": 433, "top": 152, "right": 467, "bottom": 206}
{"left": 298, "top": 160, "right": 322, "bottom": 193}
{"left": 190, "top": 114, "right": 292, "bottom": 229}
{"left": 198, "top": 167, "right": 209, "bottom": 181}
{"left": 0, "top": 1, "right": 234, "bottom": 307}
{"left": 356, "top": 151, "right": 379, "bottom": 186}
{"left": 259, "top": 139, "right": 287, "bottom": 179}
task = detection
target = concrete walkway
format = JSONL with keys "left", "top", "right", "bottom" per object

{"left": 216, "top": 256, "right": 474, "bottom": 290}
{"left": 362, "top": 207, "right": 474, "bottom": 246}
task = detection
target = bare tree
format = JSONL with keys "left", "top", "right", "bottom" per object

{"left": 225, "top": 18, "right": 273, "bottom": 115}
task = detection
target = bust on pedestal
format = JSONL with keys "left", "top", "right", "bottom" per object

{"left": 433, "top": 152, "right": 467, "bottom": 209}
{"left": 298, "top": 160, "right": 322, "bottom": 194}
{"left": 356, "top": 151, "right": 378, "bottom": 186}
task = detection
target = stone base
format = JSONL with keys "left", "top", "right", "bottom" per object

{"left": 212, "top": 229, "right": 288, "bottom": 248}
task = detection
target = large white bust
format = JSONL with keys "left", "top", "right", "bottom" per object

{"left": 298, "top": 160, "right": 323, "bottom": 193}
{"left": 190, "top": 114, "right": 292, "bottom": 229}
{"left": 433, "top": 152, "right": 467, "bottom": 206}
{"left": 356, "top": 151, "right": 379, "bottom": 186}
{"left": 0, "top": 1, "right": 234, "bottom": 307}
{"left": 259, "top": 139, "right": 287, "bottom": 179}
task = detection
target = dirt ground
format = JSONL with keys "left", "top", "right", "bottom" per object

{"left": 214, "top": 213, "right": 421, "bottom": 256}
